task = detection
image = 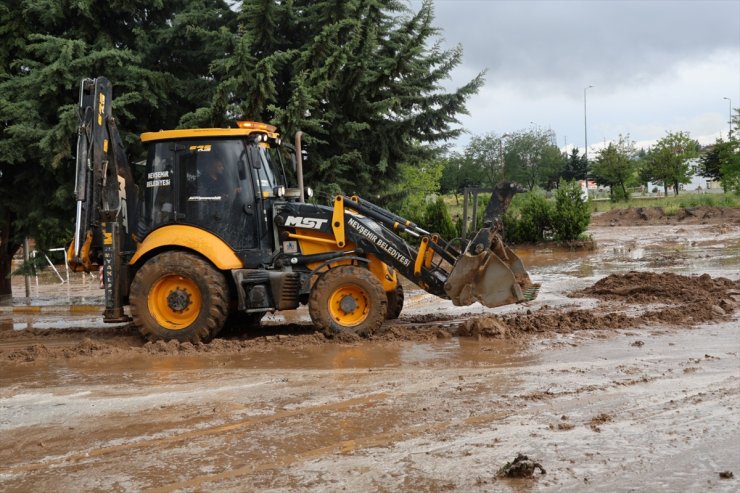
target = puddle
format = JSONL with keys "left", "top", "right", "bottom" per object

{"left": 517, "top": 224, "right": 740, "bottom": 285}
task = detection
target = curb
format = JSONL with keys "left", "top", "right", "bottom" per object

{"left": 0, "top": 305, "right": 102, "bottom": 315}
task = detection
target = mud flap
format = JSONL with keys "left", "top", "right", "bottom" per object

{"left": 444, "top": 229, "right": 539, "bottom": 308}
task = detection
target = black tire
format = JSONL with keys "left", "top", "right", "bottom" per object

{"left": 386, "top": 283, "right": 404, "bottom": 320}
{"left": 308, "top": 265, "right": 387, "bottom": 337}
{"left": 130, "top": 251, "right": 229, "bottom": 343}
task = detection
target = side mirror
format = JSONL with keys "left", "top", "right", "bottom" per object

{"left": 248, "top": 147, "right": 262, "bottom": 169}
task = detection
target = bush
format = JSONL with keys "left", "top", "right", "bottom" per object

{"left": 552, "top": 180, "right": 591, "bottom": 240}
{"left": 503, "top": 182, "right": 590, "bottom": 243}
{"left": 423, "top": 197, "right": 457, "bottom": 239}
{"left": 503, "top": 189, "right": 553, "bottom": 243}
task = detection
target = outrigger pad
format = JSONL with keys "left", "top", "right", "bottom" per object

{"left": 444, "top": 230, "right": 538, "bottom": 308}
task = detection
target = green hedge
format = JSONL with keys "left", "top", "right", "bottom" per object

{"left": 503, "top": 181, "right": 590, "bottom": 243}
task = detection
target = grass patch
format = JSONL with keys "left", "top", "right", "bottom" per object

{"left": 437, "top": 191, "right": 739, "bottom": 233}
{"left": 589, "top": 192, "right": 740, "bottom": 213}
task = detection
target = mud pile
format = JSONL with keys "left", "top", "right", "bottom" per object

{"left": 1, "top": 272, "right": 738, "bottom": 364}
{"left": 579, "top": 271, "right": 737, "bottom": 304}
{"left": 591, "top": 206, "right": 740, "bottom": 227}
{"left": 461, "top": 272, "right": 739, "bottom": 338}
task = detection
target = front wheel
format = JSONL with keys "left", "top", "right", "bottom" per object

{"left": 129, "top": 251, "right": 229, "bottom": 343}
{"left": 308, "top": 265, "right": 387, "bottom": 337}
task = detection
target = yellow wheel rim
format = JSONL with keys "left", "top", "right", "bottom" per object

{"left": 328, "top": 284, "right": 370, "bottom": 327}
{"left": 148, "top": 275, "right": 202, "bottom": 330}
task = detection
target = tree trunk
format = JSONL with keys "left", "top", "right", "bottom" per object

{"left": 0, "top": 215, "right": 19, "bottom": 299}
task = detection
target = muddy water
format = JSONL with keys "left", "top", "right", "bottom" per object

{"left": 519, "top": 224, "right": 740, "bottom": 279}
{"left": 0, "top": 321, "right": 737, "bottom": 492}
{"left": 0, "top": 222, "right": 738, "bottom": 492}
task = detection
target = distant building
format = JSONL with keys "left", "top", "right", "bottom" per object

{"left": 578, "top": 179, "right": 600, "bottom": 200}
{"left": 646, "top": 158, "right": 721, "bottom": 194}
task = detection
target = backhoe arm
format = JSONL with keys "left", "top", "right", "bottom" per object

{"left": 68, "top": 77, "right": 136, "bottom": 322}
{"left": 276, "top": 191, "right": 538, "bottom": 309}
{"left": 69, "top": 77, "right": 137, "bottom": 267}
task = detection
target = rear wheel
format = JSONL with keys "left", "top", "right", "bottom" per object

{"left": 130, "top": 251, "right": 228, "bottom": 343}
{"left": 308, "top": 265, "right": 387, "bottom": 336}
{"left": 386, "top": 283, "right": 404, "bottom": 320}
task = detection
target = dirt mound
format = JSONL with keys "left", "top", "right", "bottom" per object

{"left": 591, "top": 206, "right": 740, "bottom": 227}
{"left": 463, "top": 272, "right": 738, "bottom": 339}
{"left": 577, "top": 271, "right": 738, "bottom": 305}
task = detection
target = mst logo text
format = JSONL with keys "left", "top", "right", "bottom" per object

{"left": 285, "top": 216, "right": 328, "bottom": 230}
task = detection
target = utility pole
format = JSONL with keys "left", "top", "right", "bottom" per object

{"left": 584, "top": 85, "right": 594, "bottom": 194}
{"left": 584, "top": 85, "right": 594, "bottom": 161}
{"left": 723, "top": 97, "right": 732, "bottom": 139}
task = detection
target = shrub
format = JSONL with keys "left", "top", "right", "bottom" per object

{"left": 503, "top": 189, "right": 553, "bottom": 243}
{"left": 423, "top": 197, "right": 457, "bottom": 239}
{"left": 552, "top": 180, "right": 591, "bottom": 240}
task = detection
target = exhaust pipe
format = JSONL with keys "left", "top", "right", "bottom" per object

{"left": 295, "top": 131, "right": 304, "bottom": 203}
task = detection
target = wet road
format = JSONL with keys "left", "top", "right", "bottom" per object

{"left": 0, "top": 223, "right": 738, "bottom": 492}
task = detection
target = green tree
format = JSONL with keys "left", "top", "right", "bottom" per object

{"left": 502, "top": 189, "right": 553, "bottom": 243}
{"left": 552, "top": 180, "right": 590, "bottom": 240}
{"left": 562, "top": 148, "right": 588, "bottom": 182}
{"left": 423, "top": 197, "right": 456, "bottom": 239}
{"left": 641, "top": 131, "right": 700, "bottom": 196}
{"left": 463, "top": 133, "right": 507, "bottom": 188}
{"left": 198, "top": 0, "right": 483, "bottom": 198}
{"left": 504, "top": 128, "right": 563, "bottom": 191}
{"left": 591, "top": 134, "right": 637, "bottom": 202}
{"left": 0, "top": 0, "right": 234, "bottom": 297}
{"left": 386, "top": 160, "right": 444, "bottom": 223}
{"left": 700, "top": 138, "right": 740, "bottom": 194}
{"left": 439, "top": 152, "right": 486, "bottom": 204}
{"left": 699, "top": 138, "right": 729, "bottom": 188}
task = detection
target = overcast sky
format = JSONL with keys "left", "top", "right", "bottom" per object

{"left": 409, "top": 0, "right": 740, "bottom": 153}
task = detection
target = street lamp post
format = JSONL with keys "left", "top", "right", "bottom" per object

{"left": 584, "top": 85, "right": 594, "bottom": 193}
{"left": 723, "top": 97, "right": 732, "bottom": 139}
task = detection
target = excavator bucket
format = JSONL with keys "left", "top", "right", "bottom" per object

{"left": 444, "top": 227, "right": 539, "bottom": 308}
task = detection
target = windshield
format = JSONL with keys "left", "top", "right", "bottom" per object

{"left": 247, "top": 142, "right": 297, "bottom": 196}
{"left": 254, "top": 145, "right": 280, "bottom": 192}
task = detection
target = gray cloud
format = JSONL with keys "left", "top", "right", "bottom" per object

{"left": 422, "top": 0, "right": 739, "bottom": 94}
{"left": 409, "top": 0, "right": 740, "bottom": 149}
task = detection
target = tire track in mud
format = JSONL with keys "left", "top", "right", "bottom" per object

{"left": 0, "top": 392, "right": 389, "bottom": 476}
{"left": 144, "top": 410, "right": 512, "bottom": 493}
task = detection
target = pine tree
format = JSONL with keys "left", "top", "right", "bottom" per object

{"left": 199, "top": 0, "right": 483, "bottom": 199}
{"left": 0, "top": 0, "right": 234, "bottom": 297}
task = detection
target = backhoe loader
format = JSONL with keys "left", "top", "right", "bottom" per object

{"left": 68, "top": 77, "right": 538, "bottom": 343}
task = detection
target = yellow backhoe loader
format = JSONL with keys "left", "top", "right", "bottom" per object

{"left": 68, "top": 77, "right": 538, "bottom": 342}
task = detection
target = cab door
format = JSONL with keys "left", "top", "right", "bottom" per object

{"left": 177, "top": 139, "right": 259, "bottom": 252}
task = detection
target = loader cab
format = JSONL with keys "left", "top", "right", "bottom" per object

{"left": 138, "top": 122, "right": 295, "bottom": 266}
